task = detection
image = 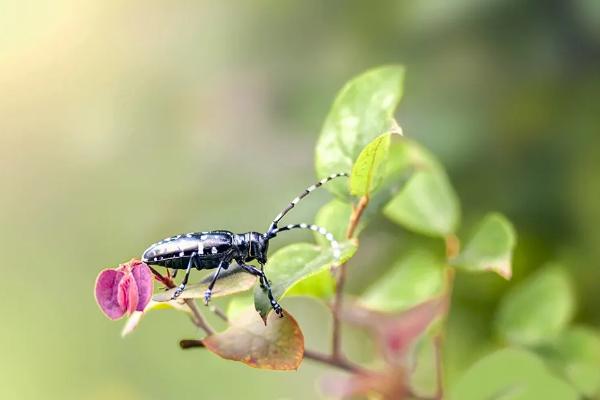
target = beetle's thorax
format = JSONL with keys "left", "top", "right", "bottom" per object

{"left": 235, "top": 231, "right": 268, "bottom": 264}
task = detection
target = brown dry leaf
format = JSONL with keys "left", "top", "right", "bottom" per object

{"left": 201, "top": 309, "right": 304, "bottom": 370}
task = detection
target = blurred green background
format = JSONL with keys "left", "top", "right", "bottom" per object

{"left": 1, "top": 1, "right": 598, "bottom": 399}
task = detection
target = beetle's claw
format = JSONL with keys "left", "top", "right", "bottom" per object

{"left": 203, "top": 289, "right": 212, "bottom": 305}
{"left": 271, "top": 301, "right": 283, "bottom": 317}
{"left": 171, "top": 284, "right": 185, "bottom": 300}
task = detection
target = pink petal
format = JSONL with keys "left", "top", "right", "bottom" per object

{"left": 129, "top": 260, "right": 153, "bottom": 311}
{"left": 95, "top": 269, "right": 127, "bottom": 320}
{"left": 117, "top": 273, "right": 139, "bottom": 316}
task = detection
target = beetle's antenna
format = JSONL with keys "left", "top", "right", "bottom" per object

{"left": 266, "top": 223, "right": 341, "bottom": 263}
{"left": 266, "top": 173, "right": 348, "bottom": 236}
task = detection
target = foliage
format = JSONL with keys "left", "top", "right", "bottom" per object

{"left": 94, "top": 66, "right": 598, "bottom": 399}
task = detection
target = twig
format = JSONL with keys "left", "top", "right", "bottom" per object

{"left": 345, "top": 195, "right": 369, "bottom": 238}
{"left": 433, "top": 335, "right": 444, "bottom": 400}
{"left": 331, "top": 268, "right": 346, "bottom": 359}
{"left": 185, "top": 299, "right": 214, "bottom": 336}
{"left": 332, "top": 195, "right": 369, "bottom": 358}
{"left": 148, "top": 265, "right": 214, "bottom": 336}
{"left": 179, "top": 339, "right": 204, "bottom": 349}
{"left": 428, "top": 239, "right": 459, "bottom": 399}
{"left": 303, "top": 349, "right": 368, "bottom": 374}
{"left": 192, "top": 304, "right": 367, "bottom": 375}
{"left": 445, "top": 234, "right": 460, "bottom": 260}
{"left": 209, "top": 304, "right": 229, "bottom": 322}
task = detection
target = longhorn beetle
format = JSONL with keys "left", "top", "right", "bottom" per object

{"left": 141, "top": 172, "right": 348, "bottom": 316}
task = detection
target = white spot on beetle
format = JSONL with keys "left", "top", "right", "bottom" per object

{"left": 300, "top": 223, "right": 308, "bottom": 229}
{"left": 211, "top": 247, "right": 217, "bottom": 254}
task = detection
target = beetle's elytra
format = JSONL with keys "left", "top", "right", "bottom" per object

{"left": 142, "top": 173, "right": 348, "bottom": 316}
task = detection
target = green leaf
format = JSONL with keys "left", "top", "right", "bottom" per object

{"left": 359, "top": 252, "right": 446, "bottom": 313}
{"left": 362, "top": 138, "right": 435, "bottom": 221}
{"left": 153, "top": 267, "right": 257, "bottom": 302}
{"left": 550, "top": 326, "right": 600, "bottom": 397}
{"left": 350, "top": 132, "right": 395, "bottom": 196}
{"left": 495, "top": 265, "right": 575, "bottom": 346}
{"left": 451, "top": 348, "right": 578, "bottom": 400}
{"left": 313, "top": 199, "right": 353, "bottom": 247}
{"left": 315, "top": 65, "right": 405, "bottom": 199}
{"left": 200, "top": 309, "right": 304, "bottom": 370}
{"left": 285, "top": 269, "right": 335, "bottom": 300}
{"left": 453, "top": 213, "right": 517, "bottom": 279}
{"left": 383, "top": 167, "right": 460, "bottom": 238}
{"left": 254, "top": 241, "right": 357, "bottom": 320}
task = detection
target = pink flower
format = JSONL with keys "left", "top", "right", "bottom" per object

{"left": 95, "top": 259, "right": 153, "bottom": 320}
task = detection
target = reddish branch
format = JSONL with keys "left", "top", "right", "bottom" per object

{"left": 303, "top": 349, "right": 367, "bottom": 374}
{"left": 332, "top": 195, "right": 369, "bottom": 359}
{"left": 433, "top": 334, "right": 444, "bottom": 400}
{"left": 346, "top": 195, "right": 369, "bottom": 238}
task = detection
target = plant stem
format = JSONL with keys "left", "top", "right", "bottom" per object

{"left": 190, "top": 305, "right": 365, "bottom": 374}
{"left": 303, "top": 349, "right": 367, "bottom": 374}
{"left": 332, "top": 195, "right": 369, "bottom": 358}
{"left": 429, "top": 238, "right": 459, "bottom": 399}
{"left": 433, "top": 334, "right": 444, "bottom": 400}
{"left": 148, "top": 265, "right": 214, "bottom": 336}
{"left": 209, "top": 304, "right": 229, "bottom": 322}
{"left": 346, "top": 195, "right": 369, "bottom": 238}
{"left": 185, "top": 299, "right": 214, "bottom": 336}
{"left": 445, "top": 234, "right": 460, "bottom": 260}
{"left": 331, "top": 269, "right": 346, "bottom": 359}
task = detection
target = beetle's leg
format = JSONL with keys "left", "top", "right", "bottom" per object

{"left": 238, "top": 262, "right": 283, "bottom": 317}
{"left": 257, "top": 263, "right": 268, "bottom": 290}
{"left": 172, "top": 253, "right": 196, "bottom": 300}
{"left": 204, "top": 260, "right": 227, "bottom": 306}
{"left": 172, "top": 269, "right": 178, "bottom": 278}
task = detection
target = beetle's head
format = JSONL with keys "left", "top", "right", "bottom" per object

{"left": 247, "top": 231, "right": 269, "bottom": 265}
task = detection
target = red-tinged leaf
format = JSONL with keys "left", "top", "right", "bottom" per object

{"left": 200, "top": 309, "right": 304, "bottom": 370}
{"left": 128, "top": 260, "right": 153, "bottom": 311}
{"left": 341, "top": 297, "right": 446, "bottom": 364}
{"left": 95, "top": 268, "right": 127, "bottom": 320}
{"left": 321, "top": 368, "right": 408, "bottom": 400}
{"left": 95, "top": 259, "right": 154, "bottom": 320}
{"left": 117, "top": 272, "right": 139, "bottom": 315}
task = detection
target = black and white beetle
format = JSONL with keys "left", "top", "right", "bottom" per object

{"left": 141, "top": 172, "right": 348, "bottom": 316}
